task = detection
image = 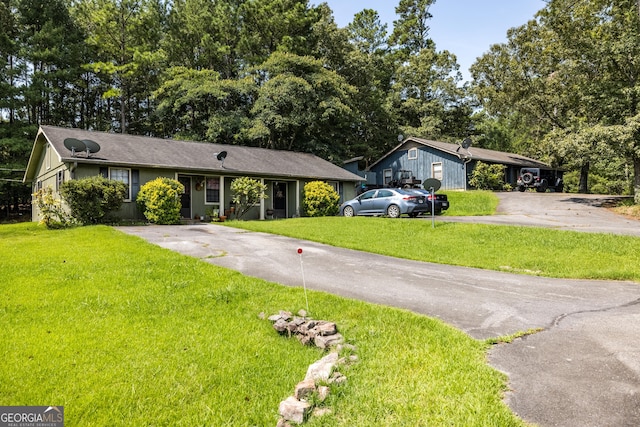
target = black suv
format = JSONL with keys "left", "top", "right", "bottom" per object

{"left": 517, "top": 168, "right": 564, "bottom": 193}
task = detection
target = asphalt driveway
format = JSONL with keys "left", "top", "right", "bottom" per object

{"left": 117, "top": 193, "right": 640, "bottom": 427}
{"left": 441, "top": 192, "right": 640, "bottom": 236}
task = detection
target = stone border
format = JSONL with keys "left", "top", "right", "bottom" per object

{"left": 264, "top": 310, "right": 357, "bottom": 426}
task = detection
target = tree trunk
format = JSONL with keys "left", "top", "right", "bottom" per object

{"left": 578, "top": 161, "right": 589, "bottom": 194}
{"left": 634, "top": 156, "right": 640, "bottom": 204}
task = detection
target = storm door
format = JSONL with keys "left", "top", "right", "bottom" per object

{"left": 178, "top": 175, "right": 191, "bottom": 219}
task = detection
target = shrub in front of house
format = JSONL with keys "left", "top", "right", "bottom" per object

{"left": 231, "top": 177, "right": 268, "bottom": 220}
{"left": 60, "top": 176, "right": 127, "bottom": 225}
{"left": 303, "top": 181, "right": 340, "bottom": 217}
{"left": 469, "top": 161, "right": 506, "bottom": 191}
{"left": 136, "top": 177, "right": 184, "bottom": 224}
{"left": 33, "top": 187, "right": 73, "bottom": 228}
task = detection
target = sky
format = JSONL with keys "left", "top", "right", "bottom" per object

{"left": 317, "top": 0, "right": 546, "bottom": 82}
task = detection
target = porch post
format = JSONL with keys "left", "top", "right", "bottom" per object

{"left": 260, "top": 178, "right": 265, "bottom": 220}
{"left": 296, "top": 180, "right": 301, "bottom": 217}
{"left": 220, "top": 176, "right": 225, "bottom": 213}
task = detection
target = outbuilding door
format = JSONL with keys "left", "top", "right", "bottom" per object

{"left": 178, "top": 175, "right": 191, "bottom": 219}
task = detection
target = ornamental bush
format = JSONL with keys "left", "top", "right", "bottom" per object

{"left": 469, "top": 161, "right": 505, "bottom": 190}
{"left": 33, "top": 187, "right": 73, "bottom": 228}
{"left": 60, "top": 176, "right": 127, "bottom": 224}
{"left": 136, "top": 177, "right": 184, "bottom": 224}
{"left": 303, "top": 181, "right": 340, "bottom": 217}
{"left": 230, "top": 177, "right": 267, "bottom": 220}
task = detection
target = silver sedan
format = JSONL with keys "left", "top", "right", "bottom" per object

{"left": 339, "top": 188, "right": 431, "bottom": 218}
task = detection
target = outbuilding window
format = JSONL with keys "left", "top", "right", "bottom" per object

{"left": 408, "top": 148, "right": 418, "bottom": 160}
{"left": 383, "top": 169, "right": 393, "bottom": 185}
{"left": 432, "top": 162, "right": 443, "bottom": 181}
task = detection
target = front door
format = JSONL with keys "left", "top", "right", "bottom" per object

{"left": 178, "top": 175, "right": 191, "bottom": 219}
{"left": 273, "top": 182, "right": 287, "bottom": 218}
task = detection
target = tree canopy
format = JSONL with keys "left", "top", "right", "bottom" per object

{"left": 3, "top": 0, "right": 640, "bottom": 215}
{"left": 471, "top": 0, "right": 640, "bottom": 198}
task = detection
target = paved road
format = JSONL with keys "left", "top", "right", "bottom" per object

{"left": 117, "top": 193, "right": 640, "bottom": 427}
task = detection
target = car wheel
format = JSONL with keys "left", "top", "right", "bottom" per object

{"left": 409, "top": 212, "right": 419, "bottom": 218}
{"left": 522, "top": 172, "right": 534, "bottom": 184}
{"left": 343, "top": 206, "right": 355, "bottom": 217}
{"left": 517, "top": 185, "right": 526, "bottom": 192}
{"left": 387, "top": 204, "right": 401, "bottom": 218}
{"left": 536, "top": 179, "right": 548, "bottom": 192}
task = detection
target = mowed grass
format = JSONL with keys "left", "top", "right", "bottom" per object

{"left": 441, "top": 190, "right": 499, "bottom": 216}
{"left": 0, "top": 223, "right": 524, "bottom": 426}
{"left": 228, "top": 217, "right": 640, "bottom": 282}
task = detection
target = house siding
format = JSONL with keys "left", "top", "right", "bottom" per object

{"left": 26, "top": 126, "right": 363, "bottom": 222}
{"left": 369, "top": 145, "right": 467, "bottom": 190}
{"left": 30, "top": 143, "right": 67, "bottom": 221}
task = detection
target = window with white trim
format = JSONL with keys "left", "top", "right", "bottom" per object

{"left": 45, "top": 144, "right": 51, "bottom": 170}
{"left": 432, "top": 162, "right": 443, "bottom": 181}
{"left": 205, "top": 177, "right": 220, "bottom": 204}
{"left": 56, "top": 170, "right": 64, "bottom": 192}
{"left": 110, "top": 168, "right": 131, "bottom": 200}
{"left": 408, "top": 147, "right": 418, "bottom": 160}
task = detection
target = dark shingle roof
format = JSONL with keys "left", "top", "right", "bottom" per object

{"left": 370, "top": 137, "right": 550, "bottom": 169}
{"left": 29, "top": 126, "right": 362, "bottom": 182}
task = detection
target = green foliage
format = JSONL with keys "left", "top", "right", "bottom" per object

{"left": 471, "top": 0, "right": 640, "bottom": 197}
{"left": 302, "top": 181, "right": 339, "bottom": 217}
{"left": 0, "top": 124, "right": 36, "bottom": 217}
{"left": 229, "top": 215, "right": 640, "bottom": 281}
{"left": 60, "top": 176, "right": 127, "bottom": 225}
{"left": 136, "top": 177, "right": 184, "bottom": 224}
{"left": 468, "top": 161, "right": 506, "bottom": 190}
{"left": 32, "top": 187, "right": 72, "bottom": 228}
{"left": 248, "top": 52, "right": 357, "bottom": 158}
{"left": 230, "top": 176, "right": 267, "bottom": 220}
{"left": 0, "top": 223, "right": 525, "bottom": 426}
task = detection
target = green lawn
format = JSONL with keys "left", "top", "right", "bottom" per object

{"left": 441, "top": 190, "right": 499, "bottom": 216}
{"left": 227, "top": 212, "right": 640, "bottom": 282}
{"left": 1, "top": 223, "right": 524, "bottom": 426}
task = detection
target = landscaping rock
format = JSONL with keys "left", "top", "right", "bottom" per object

{"left": 297, "top": 334, "right": 313, "bottom": 346}
{"left": 317, "top": 386, "right": 330, "bottom": 402}
{"left": 314, "top": 333, "right": 344, "bottom": 350}
{"left": 305, "top": 352, "right": 339, "bottom": 382}
{"left": 279, "top": 396, "right": 311, "bottom": 424}
{"left": 273, "top": 318, "right": 289, "bottom": 333}
{"left": 267, "top": 311, "right": 357, "bottom": 426}
{"left": 316, "top": 321, "right": 337, "bottom": 336}
{"left": 329, "top": 371, "right": 347, "bottom": 385}
{"left": 294, "top": 379, "right": 316, "bottom": 401}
